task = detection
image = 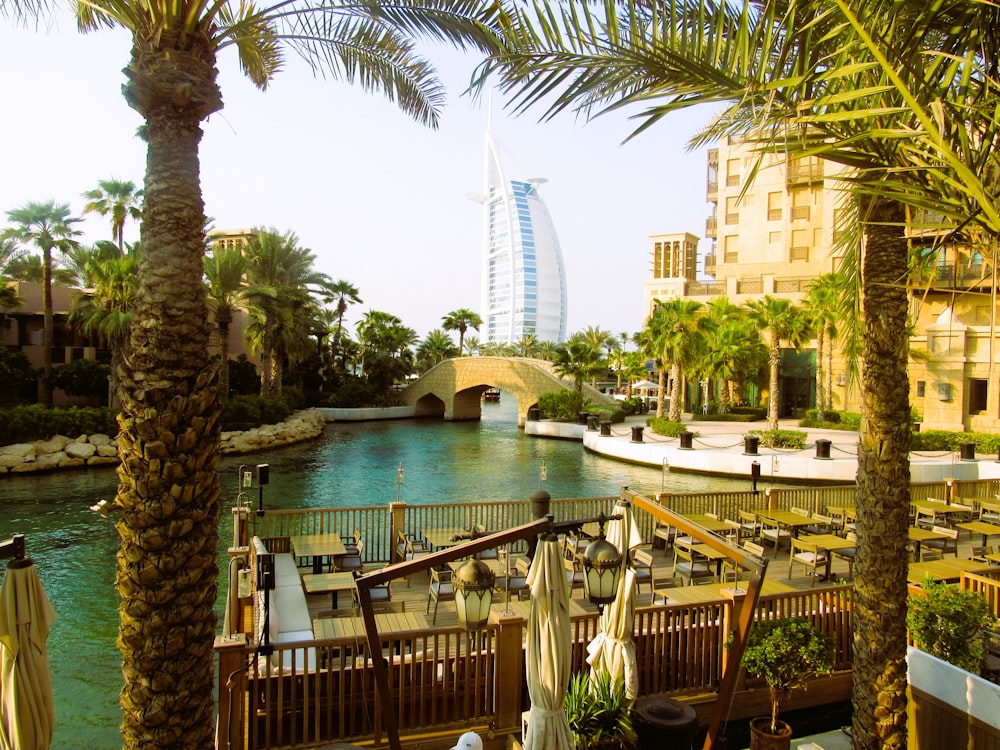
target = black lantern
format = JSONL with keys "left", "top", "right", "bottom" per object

{"left": 452, "top": 558, "right": 495, "bottom": 631}
{"left": 581, "top": 518, "right": 622, "bottom": 613}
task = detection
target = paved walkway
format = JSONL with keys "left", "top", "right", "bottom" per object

{"left": 570, "top": 414, "right": 1000, "bottom": 485}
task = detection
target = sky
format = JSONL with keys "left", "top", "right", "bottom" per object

{"left": 0, "top": 14, "right": 716, "bottom": 342}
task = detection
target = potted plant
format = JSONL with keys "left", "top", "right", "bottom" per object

{"left": 741, "top": 617, "right": 834, "bottom": 750}
{"left": 564, "top": 670, "right": 636, "bottom": 750}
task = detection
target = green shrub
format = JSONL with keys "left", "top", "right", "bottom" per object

{"left": 0, "top": 347, "right": 38, "bottom": 405}
{"left": 729, "top": 406, "right": 767, "bottom": 419}
{"left": 696, "top": 412, "right": 758, "bottom": 422}
{"left": 620, "top": 397, "right": 642, "bottom": 415}
{"left": 538, "top": 390, "right": 585, "bottom": 422}
{"left": 646, "top": 417, "right": 689, "bottom": 437}
{"left": 839, "top": 412, "right": 862, "bottom": 430}
{"left": 908, "top": 579, "right": 995, "bottom": 673}
{"left": 799, "top": 409, "right": 862, "bottom": 431}
{"left": 912, "top": 430, "right": 1000, "bottom": 454}
{"left": 564, "top": 671, "right": 636, "bottom": 750}
{"left": 51, "top": 358, "right": 111, "bottom": 400}
{"left": 0, "top": 405, "right": 120, "bottom": 444}
{"left": 748, "top": 429, "right": 807, "bottom": 449}
{"left": 221, "top": 394, "right": 297, "bottom": 431}
{"left": 584, "top": 403, "right": 626, "bottom": 423}
{"left": 227, "top": 354, "right": 260, "bottom": 396}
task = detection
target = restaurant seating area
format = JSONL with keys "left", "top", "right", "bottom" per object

{"left": 216, "top": 479, "right": 1000, "bottom": 750}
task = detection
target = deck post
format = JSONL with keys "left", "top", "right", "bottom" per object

{"left": 492, "top": 612, "right": 525, "bottom": 737}
{"left": 389, "top": 501, "right": 407, "bottom": 562}
{"left": 215, "top": 636, "right": 249, "bottom": 750}
{"left": 765, "top": 486, "right": 778, "bottom": 510}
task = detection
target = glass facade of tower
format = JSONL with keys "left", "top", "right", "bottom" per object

{"left": 482, "top": 165, "right": 567, "bottom": 344}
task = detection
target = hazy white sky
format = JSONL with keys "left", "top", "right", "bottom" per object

{"left": 1, "top": 15, "right": 715, "bottom": 342}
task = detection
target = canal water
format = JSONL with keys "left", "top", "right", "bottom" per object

{"left": 1, "top": 397, "right": 764, "bottom": 749}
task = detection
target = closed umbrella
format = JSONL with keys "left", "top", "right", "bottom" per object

{"left": 0, "top": 559, "right": 57, "bottom": 750}
{"left": 524, "top": 535, "right": 574, "bottom": 750}
{"left": 586, "top": 500, "right": 643, "bottom": 700}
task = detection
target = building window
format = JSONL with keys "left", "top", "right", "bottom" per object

{"left": 725, "top": 196, "right": 740, "bottom": 225}
{"left": 769, "top": 231, "right": 782, "bottom": 244}
{"left": 724, "top": 235, "right": 739, "bottom": 264}
{"left": 969, "top": 378, "right": 988, "bottom": 413}
{"left": 767, "top": 191, "right": 782, "bottom": 221}
{"left": 916, "top": 381, "right": 925, "bottom": 398}
{"left": 726, "top": 158, "right": 740, "bottom": 187}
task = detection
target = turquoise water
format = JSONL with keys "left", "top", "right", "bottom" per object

{"left": 0, "top": 398, "right": 759, "bottom": 749}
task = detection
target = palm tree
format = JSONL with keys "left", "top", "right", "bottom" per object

{"left": 648, "top": 298, "right": 714, "bottom": 422}
{"left": 0, "top": 239, "right": 24, "bottom": 313}
{"left": 82, "top": 178, "right": 144, "bottom": 251}
{"left": 637, "top": 311, "right": 669, "bottom": 418}
{"left": 552, "top": 340, "right": 603, "bottom": 392}
{"left": 745, "top": 296, "right": 810, "bottom": 431}
{"left": 69, "top": 242, "right": 141, "bottom": 406}
{"left": 513, "top": 332, "right": 538, "bottom": 358}
{"left": 243, "top": 229, "right": 328, "bottom": 397}
{"left": 2, "top": 201, "right": 82, "bottom": 407}
{"left": 442, "top": 308, "right": 482, "bottom": 355}
{"left": 323, "top": 279, "right": 362, "bottom": 373}
{"left": 416, "top": 328, "right": 457, "bottom": 371}
{"left": 804, "top": 273, "right": 843, "bottom": 420}
{"left": 463, "top": 335, "right": 480, "bottom": 356}
{"left": 203, "top": 243, "right": 247, "bottom": 402}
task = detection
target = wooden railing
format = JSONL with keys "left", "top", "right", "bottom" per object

{"left": 217, "top": 585, "right": 856, "bottom": 750}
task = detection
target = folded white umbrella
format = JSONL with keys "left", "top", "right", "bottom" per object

{"left": 524, "top": 536, "right": 574, "bottom": 750}
{"left": 0, "top": 560, "right": 57, "bottom": 750}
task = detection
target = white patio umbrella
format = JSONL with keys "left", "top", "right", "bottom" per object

{"left": 586, "top": 500, "right": 643, "bottom": 700}
{"left": 0, "top": 559, "right": 57, "bottom": 750}
{"left": 524, "top": 535, "right": 574, "bottom": 750}
{"left": 631, "top": 380, "right": 659, "bottom": 391}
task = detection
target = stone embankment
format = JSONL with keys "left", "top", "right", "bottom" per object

{"left": 0, "top": 408, "right": 327, "bottom": 475}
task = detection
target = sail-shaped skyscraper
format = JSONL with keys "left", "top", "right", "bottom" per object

{"left": 479, "top": 128, "right": 567, "bottom": 345}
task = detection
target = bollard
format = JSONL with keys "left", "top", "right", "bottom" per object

{"left": 600, "top": 421, "right": 611, "bottom": 437}
{"left": 960, "top": 442, "right": 977, "bottom": 461}
{"left": 527, "top": 406, "right": 540, "bottom": 421}
{"left": 743, "top": 435, "right": 759, "bottom": 456}
{"left": 587, "top": 414, "right": 599, "bottom": 431}
{"left": 631, "top": 426, "right": 644, "bottom": 443}
{"left": 679, "top": 431, "right": 693, "bottom": 450}
{"left": 815, "top": 438, "right": 832, "bottom": 459}
{"left": 577, "top": 411, "right": 589, "bottom": 425}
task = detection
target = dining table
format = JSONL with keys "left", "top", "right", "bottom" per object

{"left": 313, "top": 611, "right": 430, "bottom": 639}
{"left": 301, "top": 571, "right": 357, "bottom": 609}
{"left": 681, "top": 514, "right": 730, "bottom": 534}
{"left": 652, "top": 578, "right": 796, "bottom": 606}
{"left": 798, "top": 533, "right": 857, "bottom": 579}
{"left": 907, "top": 557, "right": 993, "bottom": 584}
{"left": 423, "top": 527, "right": 473, "bottom": 550}
{"left": 911, "top": 499, "right": 974, "bottom": 528}
{"left": 957, "top": 520, "right": 1000, "bottom": 547}
{"left": 290, "top": 533, "right": 347, "bottom": 575}
{"left": 755, "top": 509, "right": 820, "bottom": 537}
{"left": 907, "top": 527, "right": 953, "bottom": 561}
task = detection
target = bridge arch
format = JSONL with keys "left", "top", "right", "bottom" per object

{"left": 400, "top": 357, "right": 615, "bottom": 426}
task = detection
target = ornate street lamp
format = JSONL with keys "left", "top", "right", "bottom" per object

{"left": 580, "top": 514, "right": 622, "bottom": 614}
{"left": 452, "top": 558, "right": 496, "bottom": 631}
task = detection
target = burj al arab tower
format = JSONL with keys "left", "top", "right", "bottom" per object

{"left": 478, "top": 128, "right": 568, "bottom": 345}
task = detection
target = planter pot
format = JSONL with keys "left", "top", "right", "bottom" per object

{"left": 748, "top": 717, "right": 792, "bottom": 750}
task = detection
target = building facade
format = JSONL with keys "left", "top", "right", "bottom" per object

{"left": 479, "top": 131, "right": 568, "bottom": 345}
{"left": 652, "top": 137, "right": 1000, "bottom": 431}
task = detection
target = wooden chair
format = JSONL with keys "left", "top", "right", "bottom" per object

{"left": 923, "top": 526, "right": 959, "bottom": 557}
{"left": 651, "top": 576, "right": 685, "bottom": 604}
{"left": 788, "top": 539, "right": 828, "bottom": 585}
{"left": 803, "top": 513, "right": 833, "bottom": 536}
{"left": 979, "top": 503, "right": 1000, "bottom": 524}
{"left": 738, "top": 511, "right": 761, "bottom": 542}
{"left": 564, "top": 556, "right": 586, "bottom": 597}
{"left": 830, "top": 532, "right": 858, "bottom": 579}
{"left": 672, "top": 547, "right": 713, "bottom": 585}
{"left": 760, "top": 519, "right": 790, "bottom": 557}
{"left": 921, "top": 550, "right": 944, "bottom": 562}
{"left": 426, "top": 567, "right": 455, "bottom": 624}
{"left": 336, "top": 539, "right": 364, "bottom": 574}
{"left": 743, "top": 541, "right": 767, "bottom": 558}
{"left": 970, "top": 545, "right": 994, "bottom": 564}
{"left": 653, "top": 522, "right": 676, "bottom": 552}
{"left": 632, "top": 549, "right": 655, "bottom": 596}
{"left": 723, "top": 519, "right": 746, "bottom": 545}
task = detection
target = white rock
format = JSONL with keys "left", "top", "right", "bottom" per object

{"left": 65, "top": 442, "right": 97, "bottom": 460}
{"left": 0, "top": 443, "right": 34, "bottom": 458}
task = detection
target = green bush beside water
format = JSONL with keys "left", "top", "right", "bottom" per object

{"left": 748, "top": 429, "right": 808, "bottom": 449}
{"left": 0, "top": 405, "right": 120, "bottom": 445}
{"left": 646, "top": 417, "right": 688, "bottom": 438}
{"left": 912, "top": 430, "right": 1000, "bottom": 454}
{"left": 799, "top": 409, "right": 862, "bottom": 430}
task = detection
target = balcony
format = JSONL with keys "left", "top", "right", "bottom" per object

{"left": 705, "top": 216, "right": 717, "bottom": 238}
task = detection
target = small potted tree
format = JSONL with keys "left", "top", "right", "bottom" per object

{"left": 741, "top": 617, "right": 834, "bottom": 750}
{"left": 564, "top": 670, "right": 636, "bottom": 750}
{"left": 907, "top": 577, "right": 995, "bottom": 674}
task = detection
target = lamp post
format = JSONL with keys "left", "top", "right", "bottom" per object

{"left": 580, "top": 514, "right": 622, "bottom": 614}
{"left": 452, "top": 558, "right": 496, "bottom": 631}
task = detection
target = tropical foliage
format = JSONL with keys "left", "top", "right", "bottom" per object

{"left": 908, "top": 580, "right": 995, "bottom": 674}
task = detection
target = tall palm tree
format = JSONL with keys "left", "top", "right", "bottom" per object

{"left": 648, "top": 298, "right": 714, "bottom": 422}
{"left": 203, "top": 243, "right": 247, "bottom": 402}
{"left": 513, "top": 332, "right": 538, "bottom": 358}
{"left": 442, "top": 308, "right": 482, "bottom": 355}
{"left": 82, "top": 178, "right": 144, "bottom": 251}
{"left": 243, "top": 229, "right": 328, "bottom": 397}
{"left": 69, "top": 242, "right": 141, "bottom": 406}
{"left": 416, "top": 328, "right": 457, "bottom": 371}
{"left": 552, "top": 340, "right": 603, "bottom": 392}
{"left": 745, "top": 296, "right": 810, "bottom": 431}
{"left": 59, "top": 6, "right": 506, "bottom": 743}
{"left": 2, "top": 201, "right": 82, "bottom": 407}
{"left": 804, "top": 273, "right": 843, "bottom": 420}
{"left": 463, "top": 335, "right": 480, "bottom": 356}
{"left": 637, "top": 310, "right": 669, "bottom": 418}
{"left": 323, "top": 279, "right": 362, "bottom": 373}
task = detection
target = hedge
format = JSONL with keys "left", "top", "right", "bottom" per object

{"left": 747, "top": 428, "right": 808, "bottom": 449}
{"left": 646, "top": 418, "right": 689, "bottom": 438}
{"left": 0, "top": 405, "right": 120, "bottom": 445}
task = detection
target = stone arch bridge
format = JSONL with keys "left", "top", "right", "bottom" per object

{"left": 400, "top": 356, "right": 616, "bottom": 426}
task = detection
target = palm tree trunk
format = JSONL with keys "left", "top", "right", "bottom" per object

{"left": 851, "top": 198, "right": 911, "bottom": 750}
{"left": 668, "top": 361, "right": 683, "bottom": 422}
{"left": 767, "top": 337, "right": 780, "bottom": 431}
{"left": 656, "top": 365, "right": 666, "bottom": 418}
{"left": 116, "top": 47, "right": 223, "bottom": 750}
{"left": 41, "top": 246, "right": 54, "bottom": 407}
{"left": 815, "top": 327, "right": 826, "bottom": 421}
{"left": 825, "top": 334, "right": 834, "bottom": 412}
